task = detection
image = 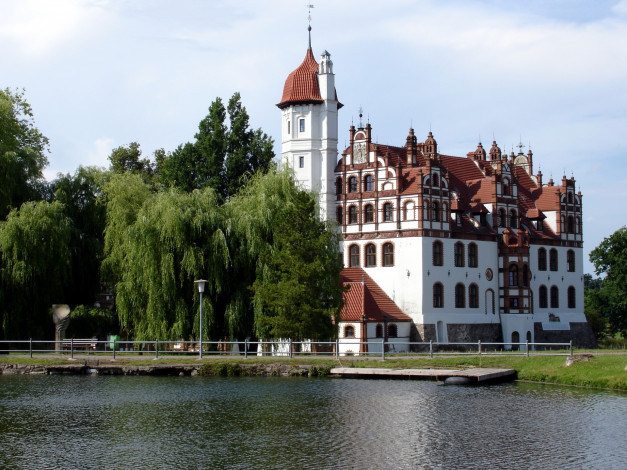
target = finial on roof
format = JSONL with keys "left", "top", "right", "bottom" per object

{"left": 306, "top": 4, "right": 314, "bottom": 49}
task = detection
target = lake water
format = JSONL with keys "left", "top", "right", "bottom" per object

{"left": 0, "top": 375, "right": 625, "bottom": 469}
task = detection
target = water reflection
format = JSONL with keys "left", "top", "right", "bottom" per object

{"left": 0, "top": 376, "right": 625, "bottom": 469}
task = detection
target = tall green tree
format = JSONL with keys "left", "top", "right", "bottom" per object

{"left": 0, "top": 201, "right": 71, "bottom": 339}
{"left": 230, "top": 169, "right": 343, "bottom": 341}
{"left": 108, "top": 142, "right": 154, "bottom": 180}
{"left": 156, "top": 93, "right": 274, "bottom": 201}
{"left": 51, "top": 166, "right": 107, "bottom": 307}
{"left": 0, "top": 88, "right": 49, "bottom": 218}
{"left": 589, "top": 226, "right": 627, "bottom": 337}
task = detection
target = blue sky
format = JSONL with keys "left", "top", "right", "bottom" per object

{"left": 2, "top": 0, "right": 626, "bottom": 274}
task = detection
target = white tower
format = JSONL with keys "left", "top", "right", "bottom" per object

{"left": 277, "top": 28, "right": 341, "bottom": 220}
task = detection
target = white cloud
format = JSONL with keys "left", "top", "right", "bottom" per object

{"left": 87, "top": 137, "right": 115, "bottom": 168}
{"left": 0, "top": 0, "right": 111, "bottom": 58}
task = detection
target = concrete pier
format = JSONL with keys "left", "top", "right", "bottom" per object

{"left": 329, "top": 367, "right": 516, "bottom": 384}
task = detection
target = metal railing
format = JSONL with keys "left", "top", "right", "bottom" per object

{"left": 0, "top": 338, "right": 574, "bottom": 359}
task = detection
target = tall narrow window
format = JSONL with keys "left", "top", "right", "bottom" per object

{"left": 567, "top": 216, "right": 574, "bottom": 233}
{"left": 375, "top": 324, "right": 383, "bottom": 338}
{"left": 455, "top": 283, "right": 465, "bottom": 308}
{"left": 336, "top": 206, "right": 343, "bottom": 225}
{"left": 522, "top": 264, "right": 529, "bottom": 287}
{"left": 468, "top": 243, "right": 478, "bottom": 268}
{"left": 510, "top": 210, "right": 518, "bottom": 229}
{"left": 383, "top": 243, "right": 394, "bottom": 267}
{"left": 499, "top": 208, "right": 506, "bottom": 227}
{"left": 509, "top": 265, "right": 519, "bottom": 286}
{"left": 299, "top": 156, "right": 304, "bottom": 168}
{"left": 364, "top": 175, "right": 374, "bottom": 192}
{"left": 349, "top": 245, "right": 360, "bottom": 267}
{"left": 538, "top": 248, "right": 547, "bottom": 271}
{"left": 383, "top": 203, "right": 393, "bottom": 222}
{"left": 364, "top": 204, "right": 374, "bottom": 223}
{"left": 348, "top": 177, "right": 357, "bottom": 193}
{"left": 454, "top": 242, "right": 465, "bottom": 267}
{"left": 299, "top": 118, "right": 305, "bottom": 132}
{"left": 469, "top": 284, "right": 479, "bottom": 308}
{"left": 433, "top": 241, "right": 443, "bottom": 266}
{"left": 549, "top": 248, "right": 558, "bottom": 271}
{"left": 388, "top": 324, "right": 398, "bottom": 338}
{"left": 433, "top": 283, "right": 444, "bottom": 308}
{"left": 335, "top": 177, "right": 342, "bottom": 195}
{"left": 432, "top": 201, "right": 440, "bottom": 221}
{"left": 349, "top": 206, "right": 358, "bottom": 224}
{"left": 568, "top": 286, "right": 576, "bottom": 308}
{"left": 550, "top": 285, "right": 559, "bottom": 308}
{"left": 567, "top": 250, "right": 575, "bottom": 272}
{"left": 539, "top": 285, "right": 548, "bottom": 308}
{"left": 287, "top": 121, "right": 291, "bottom": 134}
{"left": 365, "top": 244, "right": 376, "bottom": 267}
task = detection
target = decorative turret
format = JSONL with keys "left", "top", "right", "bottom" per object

{"left": 424, "top": 131, "right": 437, "bottom": 156}
{"left": 468, "top": 142, "right": 486, "bottom": 161}
{"left": 406, "top": 128, "right": 417, "bottom": 166}
{"left": 489, "top": 141, "right": 502, "bottom": 161}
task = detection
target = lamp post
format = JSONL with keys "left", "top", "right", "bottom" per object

{"left": 195, "top": 279, "right": 207, "bottom": 359}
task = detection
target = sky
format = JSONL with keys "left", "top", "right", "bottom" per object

{"left": 2, "top": 0, "right": 626, "bottom": 274}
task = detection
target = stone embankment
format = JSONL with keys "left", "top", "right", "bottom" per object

{"left": 0, "top": 362, "right": 331, "bottom": 377}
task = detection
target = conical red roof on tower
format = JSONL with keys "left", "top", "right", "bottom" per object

{"left": 277, "top": 47, "right": 323, "bottom": 108}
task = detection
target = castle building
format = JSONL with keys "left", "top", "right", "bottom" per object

{"left": 278, "top": 30, "right": 595, "bottom": 352}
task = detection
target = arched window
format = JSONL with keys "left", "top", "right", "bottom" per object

{"left": 365, "top": 244, "right": 376, "bottom": 267}
{"left": 576, "top": 217, "right": 581, "bottom": 234}
{"left": 432, "top": 201, "right": 440, "bottom": 221}
{"left": 568, "top": 192, "right": 573, "bottom": 203}
{"left": 502, "top": 179, "right": 510, "bottom": 196}
{"left": 375, "top": 324, "right": 383, "bottom": 338}
{"left": 349, "top": 245, "right": 360, "bottom": 267}
{"left": 364, "top": 204, "right": 374, "bottom": 223}
{"left": 344, "top": 325, "right": 355, "bottom": 338}
{"left": 567, "top": 216, "right": 574, "bottom": 234}
{"left": 433, "top": 241, "right": 443, "bottom": 266}
{"left": 383, "top": 243, "right": 394, "bottom": 267}
{"left": 539, "top": 285, "right": 548, "bottom": 308}
{"left": 468, "top": 243, "right": 478, "bottom": 268}
{"left": 349, "top": 206, "right": 358, "bottom": 224}
{"left": 335, "top": 177, "right": 342, "bottom": 195}
{"left": 388, "top": 324, "right": 398, "bottom": 338}
{"left": 568, "top": 286, "right": 576, "bottom": 308}
{"left": 469, "top": 284, "right": 479, "bottom": 308}
{"left": 404, "top": 201, "right": 414, "bottom": 220}
{"left": 549, "top": 248, "right": 558, "bottom": 271}
{"left": 499, "top": 208, "right": 506, "bottom": 227}
{"left": 383, "top": 202, "right": 393, "bottom": 222}
{"left": 510, "top": 210, "right": 518, "bottom": 229}
{"left": 550, "top": 285, "right": 559, "bottom": 308}
{"left": 336, "top": 206, "right": 343, "bottom": 224}
{"left": 511, "top": 331, "right": 520, "bottom": 351}
{"left": 348, "top": 176, "right": 357, "bottom": 193}
{"left": 509, "top": 265, "right": 519, "bottom": 286}
{"left": 455, "top": 283, "right": 466, "bottom": 308}
{"left": 567, "top": 250, "right": 575, "bottom": 272}
{"left": 433, "top": 283, "right": 444, "bottom": 308}
{"left": 364, "top": 174, "right": 374, "bottom": 192}
{"left": 454, "top": 242, "right": 465, "bottom": 267}
{"left": 538, "top": 248, "right": 547, "bottom": 271}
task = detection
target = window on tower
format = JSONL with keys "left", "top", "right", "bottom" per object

{"left": 287, "top": 121, "right": 290, "bottom": 134}
{"left": 299, "top": 156, "right": 304, "bottom": 168}
{"left": 299, "top": 119, "right": 305, "bottom": 132}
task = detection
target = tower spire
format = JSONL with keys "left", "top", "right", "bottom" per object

{"left": 307, "top": 4, "right": 314, "bottom": 49}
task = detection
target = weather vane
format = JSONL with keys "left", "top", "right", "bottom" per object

{"left": 306, "top": 4, "right": 314, "bottom": 26}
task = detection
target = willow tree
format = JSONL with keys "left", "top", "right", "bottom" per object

{"left": 0, "top": 201, "right": 71, "bottom": 339}
{"left": 228, "top": 169, "right": 343, "bottom": 341}
{"left": 103, "top": 174, "right": 229, "bottom": 341}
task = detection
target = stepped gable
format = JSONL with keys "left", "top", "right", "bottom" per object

{"left": 340, "top": 268, "right": 411, "bottom": 323}
{"left": 277, "top": 48, "right": 323, "bottom": 108}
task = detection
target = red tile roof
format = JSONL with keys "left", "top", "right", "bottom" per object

{"left": 340, "top": 268, "right": 412, "bottom": 323}
{"left": 277, "top": 48, "right": 323, "bottom": 108}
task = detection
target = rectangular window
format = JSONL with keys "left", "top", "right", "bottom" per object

{"left": 287, "top": 121, "right": 290, "bottom": 134}
{"left": 299, "top": 156, "right": 304, "bottom": 168}
{"left": 299, "top": 119, "right": 305, "bottom": 132}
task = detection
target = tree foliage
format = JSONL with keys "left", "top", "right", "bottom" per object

{"left": 588, "top": 226, "right": 627, "bottom": 337}
{"left": 156, "top": 93, "right": 274, "bottom": 201}
{"left": 108, "top": 142, "right": 154, "bottom": 180}
{"left": 0, "top": 88, "right": 49, "bottom": 218}
{"left": 0, "top": 201, "right": 71, "bottom": 339}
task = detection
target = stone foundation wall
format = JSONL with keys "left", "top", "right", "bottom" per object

{"left": 533, "top": 322, "right": 597, "bottom": 349}
{"left": 447, "top": 323, "right": 503, "bottom": 345}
